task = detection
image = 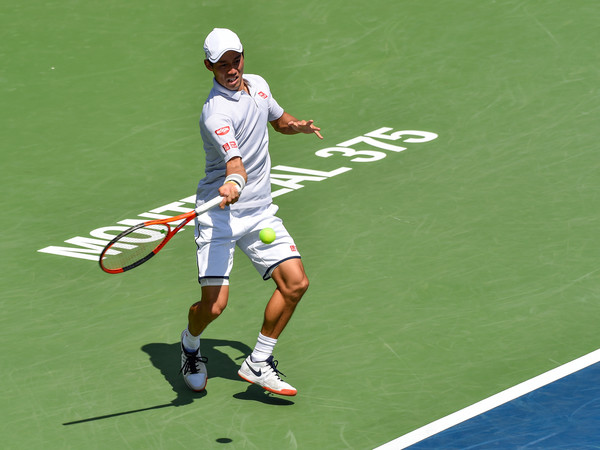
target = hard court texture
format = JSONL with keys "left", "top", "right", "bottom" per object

{"left": 2, "top": 0, "right": 599, "bottom": 448}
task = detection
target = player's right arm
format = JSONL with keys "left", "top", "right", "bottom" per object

{"left": 218, "top": 156, "right": 247, "bottom": 208}
{"left": 202, "top": 114, "right": 247, "bottom": 208}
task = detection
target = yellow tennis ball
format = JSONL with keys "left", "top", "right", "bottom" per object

{"left": 259, "top": 227, "right": 276, "bottom": 244}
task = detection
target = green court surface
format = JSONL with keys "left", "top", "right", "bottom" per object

{"left": 2, "top": 0, "right": 599, "bottom": 448}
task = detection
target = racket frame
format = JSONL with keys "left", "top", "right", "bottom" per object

{"left": 99, "top": 195, "right": 223, "bottom": 274}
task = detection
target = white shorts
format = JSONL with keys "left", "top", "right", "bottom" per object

{"left": 194, "top": 204, "right": 301, "bottom": 286}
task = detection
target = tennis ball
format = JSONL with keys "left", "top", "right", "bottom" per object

{"left": 259, "top": 227, "right": 276, "bottom": 244}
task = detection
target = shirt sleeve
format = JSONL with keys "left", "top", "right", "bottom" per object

{"left": 267, "top": 94, "right": 284, "bottom": 122}
{"left": 202, "top": 114, "right": 243, "bottom": 162}
{"left": 258, "top": 77, "right": 284, "bottom": 121}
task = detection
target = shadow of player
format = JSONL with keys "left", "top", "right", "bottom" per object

{"left": 63, "top": 338, "right": 292, "bottom": 425}
{"left": 142, "top": 339, "right": 294, "bottom": 407}
{"left": 141, "top": 338, "right": 250, "bottom": 406}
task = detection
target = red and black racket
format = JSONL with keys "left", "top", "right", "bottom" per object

{"left": 99, "top": 195, "right": 223, "bottom": 274}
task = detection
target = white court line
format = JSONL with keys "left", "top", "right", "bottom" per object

{"left": 375, "top": 348, "right": 600, "bottom": 449}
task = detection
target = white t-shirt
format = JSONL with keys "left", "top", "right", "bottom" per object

{"left": 197, "top": 74, "right": 284, "bottom": 210}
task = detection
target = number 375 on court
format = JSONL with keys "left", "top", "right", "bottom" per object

{"left": 315, "top": 127, "right": 438, "bottom": 163}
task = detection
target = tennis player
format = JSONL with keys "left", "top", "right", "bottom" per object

{"left": 180, "top": 28, "right": 323, "bottom": 396}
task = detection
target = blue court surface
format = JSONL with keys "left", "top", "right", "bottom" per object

{"left": 378, "top": 350, "right": 600, "bottom": 448}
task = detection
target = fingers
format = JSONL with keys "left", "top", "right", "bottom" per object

{"left": 219, "top": 194, "right": 239, "bottom": 209}
{"left": 287, "top": 120, "right": 323, "bottom": 139}
{"left": 307, "top": 121, "right": 323, "bottom": 139}
{"left": 218, "top": 183, "right": 240, "bottom": 209}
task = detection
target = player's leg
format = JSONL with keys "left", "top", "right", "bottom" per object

{"left": 182, "top": 209, "right": 235, "bottom": 392}
{"left": 188, "top": 284, "right": 230, "bottom": 336}
{"left": 235, "top": 206, "right": 307, "bottom": 395}
{"left": 237, "top": 259, "right": 308, "bottom": 396}
{"left": 262, "top": 258, "right": 309, "bottom": 339}
{"left": 181, "top": 284, "right": 229, "bottom": 392}
{"left": 236, "top": 230, "right": 308, "bottom": 396}
{"left": 237, "top": 260, "right": 307, "bottom": 396}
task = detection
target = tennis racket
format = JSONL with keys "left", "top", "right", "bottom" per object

{"left": 99, "top": 195, "right": 223, "bottom": 274}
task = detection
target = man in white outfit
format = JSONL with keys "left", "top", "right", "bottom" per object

{"left": 180, "top": 28, "right": 323, "bottom": 396}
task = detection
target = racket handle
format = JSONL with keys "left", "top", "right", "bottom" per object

{"left": 194, "top": 184, "right": 241, "bottom": 216}
{"left": 194, "top": 195, "right": 224, "bottom": 216}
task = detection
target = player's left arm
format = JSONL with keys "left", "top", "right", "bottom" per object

{"left": 270, "top": 111, "right": 323, "bottom": 139}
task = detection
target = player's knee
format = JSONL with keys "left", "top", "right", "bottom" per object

{"left": 298, "top": 275, "right": 309, "bottom": 296}
{"left": 190, "top": 298, "right": 227, "bottom": 321}
{"left": 285, "top": 275, "right": 309, "bottom": 303}
{"left": 208, "top": 301, "right": 227, "bottom": 319}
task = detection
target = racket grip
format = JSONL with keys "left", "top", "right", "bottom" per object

{"left": 194, "top": 184, "right": 241, "bottom": 216}
{"left": 194, "top": 195, "right": 224, "bottom": 216}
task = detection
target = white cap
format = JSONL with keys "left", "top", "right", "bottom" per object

{"left": 203, "top": 28, "right": 243, "bottom": 63}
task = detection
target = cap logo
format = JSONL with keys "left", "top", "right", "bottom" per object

{"left": 215, "top": 126, "right": 230, "bottom": 136}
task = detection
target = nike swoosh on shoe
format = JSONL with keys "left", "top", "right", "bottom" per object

{"left": 248, "top": 365, "right": 262, "bottom": 377}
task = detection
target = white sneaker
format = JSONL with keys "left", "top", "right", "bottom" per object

{"left": 238, "top": 355, "right": 297, "bottom": 396}
{"left": 180, "top": 335, "right": 208, "bottom": 392}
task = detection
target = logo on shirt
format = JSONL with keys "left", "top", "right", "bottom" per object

{"left": 215, "top": 126, "right": 230, "bottom": 136}
{"left": 222, "top": 141, "right": 238, "bottom": 152}
{"left": 290, "top": 245, "right": 297, "bottom": 252}
{"left": 258, "top": 91, "right": 268, "bottom": 99}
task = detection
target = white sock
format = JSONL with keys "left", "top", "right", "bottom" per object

{"left": 182, "top": 328, "right": 201, "bottom": 352}
{"left": 250, "top": 333, "right": 277, "bottom": 362}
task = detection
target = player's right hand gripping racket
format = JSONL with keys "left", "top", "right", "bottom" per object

{"left": 99, "top": 195, "right": 224, "bottom": 274}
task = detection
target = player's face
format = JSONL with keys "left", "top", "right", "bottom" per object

{"left": 206, "top": 51, "right": 245, "bottom": 91}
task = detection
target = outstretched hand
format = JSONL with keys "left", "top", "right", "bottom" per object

{"left": 287, "top": 119, "right": 323, "bottom": 139}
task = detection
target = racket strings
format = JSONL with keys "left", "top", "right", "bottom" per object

{"left": 101, "top": 223, "right": 171, "bottom": 271}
